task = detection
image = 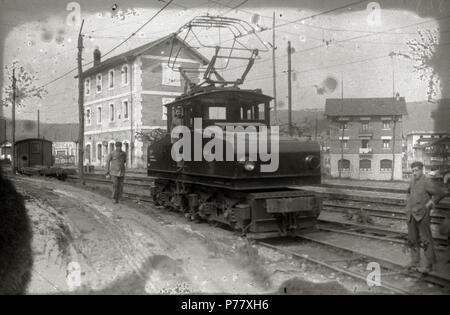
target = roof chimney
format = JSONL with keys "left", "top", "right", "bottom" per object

{"left": 93, "top": 48, "right": 101, "bottom": 66}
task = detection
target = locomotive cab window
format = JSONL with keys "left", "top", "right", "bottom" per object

{"left": 197, "top": 100, "right": 269, "bottom": 125}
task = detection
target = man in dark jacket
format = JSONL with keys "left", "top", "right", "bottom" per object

{"left": 105, "top": 141, "right": 127, "bottom": 204}
{"left": 406, "top": 161, "right": 447, "bottom": 273}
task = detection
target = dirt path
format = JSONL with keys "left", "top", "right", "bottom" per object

{"left": 13, "top": 175, "right": 364, "bottom": 294}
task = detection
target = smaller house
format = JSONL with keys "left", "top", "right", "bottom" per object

{"left": 415, "top": 136, "right": 450, "bottom": 175}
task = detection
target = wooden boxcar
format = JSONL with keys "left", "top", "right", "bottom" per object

{"left": 15, "top": 138, "right": 53, "bottom": 169}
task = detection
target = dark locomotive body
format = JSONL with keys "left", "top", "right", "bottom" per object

{"left": 148, "top": 87, "right": 322, "bottom": 237}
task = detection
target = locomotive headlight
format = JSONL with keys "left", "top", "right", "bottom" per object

{"left": 244, "top": 161, "right": 255, "bottom": 171}
{"left": 305, "top": 155, "right": 320, "bottom": 169}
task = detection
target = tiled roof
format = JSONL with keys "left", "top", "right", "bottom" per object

{"left": 80, "top": 34, "right": 209, "bottom": 78}
{"left": 324, "top": 97, "right": 407, "bottom": 116}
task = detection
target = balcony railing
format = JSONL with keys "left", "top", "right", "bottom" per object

{"left": 359, "top": 147, "right": 373, "bottom": 154}
{"left": 359, "top": 129, "right": 373, "bottom": 136}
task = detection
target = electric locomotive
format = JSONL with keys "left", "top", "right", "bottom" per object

{"left": 147, "top": 18, "right": 322, "bottom": 237}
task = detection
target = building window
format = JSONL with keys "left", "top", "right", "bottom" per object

{"left": 97, "top": 143, "right": 102, "bottom": 161}
{"left": 340, "top": 122, "right": 348, "bottom": 130}
{"left": 338, "top": 159, "right": 350, "bottom": 171}
{"left": 109, "top": 70, "right": 114, "bottom": 89}
{"left": 123, "top": 141, "right": 130, "bottom": 167}
{"left": 162, "top": 97, "right": 175, "bottom": 121}
{"left": 340, "top": 139, "right": 348, "bottom": 149}
{"left": 161, "top": 63, "right": 181, "bottom": 86}
{"left": 96, "top": 74, "right": 102, "bottom": 93}
{"left": 124, "top": 142, "right": 129, "bottom": 166}
{"left": 109, "top": 103, "right": 115, "bottom": 122}
{"left": 361, "top": 139, "right": 370, "bottom": 148}
{"left": 383, "top": 140, "right": 390, "bottom": 149}
{"left": 109, "top": 142, "right": 114, "bottom": 154}
{"left": 86, "top": 108, "right": 91, "bottom": 125}
{"left": 380, "top": 159, "right": 392, "bottom": 171}
{"left": 361, "top": 121, "right": 369, "bottom": 131}
{"left": 121, "top": 65, "right": 128, "bottom": 85}
{"left": 359, "top": 159, "right": 371, "bottom": 171}
{"left": 382, "top": 120, "right": 391, "bottom": 129}
{"left": 359, "top": 159, "right": 372, "bottom": 171}
{"left": 85, "top": 78, "right": 91, "bottom": 95}
{"left": 122, "top": 100, "right": 129, "bottom": 120}
{"left": 97, "top": 106, "right": 102, "bottom": 124}
{"left": 85, "top": 144, "right": 91, "bottom": 163}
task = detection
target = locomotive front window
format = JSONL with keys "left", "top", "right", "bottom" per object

{"left": 208, "top": 107, "right": 227, "bottom": 120}
{"left": 199, "top": 102, "right": 267, "bottom": 123}
{"left": 239, "top": 103, "right": 266, "bottom": 121}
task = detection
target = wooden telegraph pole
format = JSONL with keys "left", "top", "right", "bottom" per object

{"left": 272, "top": 12, "right": 278, "bottom": 123}
{"left": 37, "top": 109, "right": 40, "bottom": 138}
{"left": 11, "top": 68, "right": 16, "bottom": 175}
{"left": 77, "top": 19, "right": 85, "bottom": 185}
{"left": 339, "top": 73, "right": 344, "bottom": 178}
{"left": 287, "top": 41, "right": 292, "bottom": 136}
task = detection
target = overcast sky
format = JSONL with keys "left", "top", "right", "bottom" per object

{"left": 1, "top": 0, "right": 449, "bottom": 123}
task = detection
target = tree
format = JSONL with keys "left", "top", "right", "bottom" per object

{"left": 2, "top": 61, "right": 46, "bottom": 108}
{"left": 395, "top": 29, "right": 440, "bottom": 102}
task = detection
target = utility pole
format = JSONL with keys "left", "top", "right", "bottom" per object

{"left": 314, "top": 111, "right": 318, "bottom": 140}
{"left": 77, "top": 19, "right": 85, "bottom": 185}
{"left": 11, "top": 68, "right": 16, "bottom": 175}
{"left": 37, "top": 109, "right": 40, "bottom": 138}
{"left": 272, "top": 12, "right": 278, "bottom": 123}
{"left": 287, "top": 41, "right": 292, "bottom": 136}
{"left": 339, "top": 73, "right": 344, "bottom": 178}
{"left": 389, "top": 51, "right": 396, "bottom": 98}
{"left": 392, "top": 115, "right": 397, "bottom": 181}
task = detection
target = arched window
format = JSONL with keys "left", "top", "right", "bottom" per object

{"left": 380, "top": 159, "right": 392, "bottom": 171}
{"left": 123, "top": 142, "right": 130, "bottom": 167}
{"left": 85, "top": 144, "right": 91, "bottom": 163}
{"left": 338, "top": 159, "right": 350, "bottom": 171}
{"left": 359, "top": 159, "right": 371, "bottom": 171}
{"left": 109, "top": 103, "right": 115, "bottom": 122}
{"left": 109, "top": 142, "right": 114, "bottom": 154}
{"left": 97, "top": 143, "right": 102, "bottom": 161}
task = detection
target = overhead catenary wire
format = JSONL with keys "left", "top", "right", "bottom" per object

{"left": 221, "top": 15, "right": 450, "bottom": 74}
{"left": 31, "top": 0, "right": 174, "bottom": 92}
{"left": 208, "top": 0, "right": 433, "bottom": 36}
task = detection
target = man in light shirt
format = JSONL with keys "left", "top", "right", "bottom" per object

{"left": 105, "top": 141, "right": 127, "bottom": 204}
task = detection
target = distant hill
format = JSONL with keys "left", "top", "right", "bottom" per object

{"left": 2, "top": 119, "right": 79, "bottom": 143}
{"left": 271, "top": 109, "right": 329, "bottom": 137}
{"left": 403, "top": 100, "right": 450, "bottom": 134}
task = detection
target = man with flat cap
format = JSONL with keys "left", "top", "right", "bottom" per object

{"left": 105, "top": 141, "right": 127, "bottom": 204}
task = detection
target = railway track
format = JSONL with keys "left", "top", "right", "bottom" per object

{"left": 34, "top": 174, "right": 450, "bottom": 294}
{"left": 68, "top": 174, "right": 449, "bottom": 238}
{"left": 295, "top": 231, "right": 450, "bottom": 291}
{"left": 256, "top": 229, "right": 450, "bottom": 294}
{"left": 256, "top": 239, "right": 410, "bottom": 294}
{"left": 322, "top": 200, "right": 446, "bottom": 223}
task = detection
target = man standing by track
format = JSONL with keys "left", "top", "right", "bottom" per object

{"left": 406, "top": 161, "right": 447, "bottom": 274}
{"left": 105, "top": 141, "right": 127, "bottom": 204}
